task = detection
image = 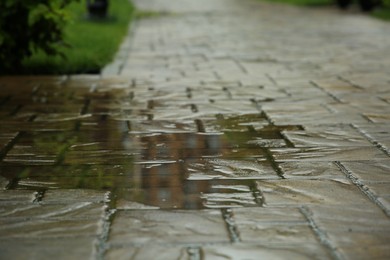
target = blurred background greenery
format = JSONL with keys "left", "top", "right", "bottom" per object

{"left": 21, "top": 0, "right": 134, "bottom": 75}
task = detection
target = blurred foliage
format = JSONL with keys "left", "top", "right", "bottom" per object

{"left": 373, "top": 0, "right": 390, "bottom": 20}
{"left": 0, "top": 0, "right": 78, "bottom": 73}
{"left": 383, "top": 0, "right": 390, "bottom": 6}
{"left": 20, "top": 0, "right": 134, "bottom": 75}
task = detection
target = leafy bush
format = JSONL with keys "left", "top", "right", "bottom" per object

{"left": 0, "top": 0, "right": 78, "bottom": 73}
{"left": 21, "top": 0, "right": 134, "bottom": 75}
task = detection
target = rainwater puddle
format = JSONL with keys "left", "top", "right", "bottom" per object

{"left": 0, "top": 114, "right": 294, "bottom": 209}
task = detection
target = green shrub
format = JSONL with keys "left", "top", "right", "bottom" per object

{"left": 0, "top": 0, "right": 78, "bottom": 73}
{"left": 21, "top": 0, "right": 134, "bottom": 75}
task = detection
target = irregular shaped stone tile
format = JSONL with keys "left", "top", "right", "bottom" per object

{"left": 271, "top": 147, "right": 389, "bottom": 162}
{"left": 188, "top": 158, "right": 277, "bottom": 180}
{"left": 278, "top": 161, "right": 346, "bottom": 180}
{"left": 201, "top": 191, "right": 258, "bottom": 208}
{"left": 282, "top": 126, "right": 372, "bottom": 147}
{"left": 354, "top": 123, "right": 390, "bottom": 150}
{"left": 202, "top": 243, "right": 331, "bottom": 260}
{"left": 0, "top": 202, "right": 104, "bottom": 220}
{"left": 0, "top": 218, "right": 100, "bottom": 238}
{"left": 363, "top": 113, "right": 390, "bottom": 123}
{"left": 0, "top": 237, "right": 96, "bottom": 260}
{"left": 43, "top": 189, "right": 108, "bottom": 204}
{"left": 308, "top": 204, "right": 390, "bottom": 231}
{"left": 233, "top": 207, "right": 316, "bottom": 244}
{"left": 307, "top": 205, "right": 390, "bottom": 258}
{"left": 364, "top": 183, "right": 390, "bottom": 197}
{"left": 268, "top": 112, "right": 367, "bottom": 125}
{"left": 337, "top": 244, "right": 390, "bottom": 260}
{"left": 105, "top": 245, "right": 189, "bottom": 260}
{"left": 116, "top": 178, "right": 262, "bottom": 210}
{"left": 257, "top": 179, "right": 370, "bottom": 206}
{"left": 109, "top": 209, "right": 228, "bottom": 245}
{"left": 0, "top": 190, "right": 36, "bottom": 204}
{"left": 339, "top": 160, "right": 390, "bottom": 182}
{"left": 116, "top": 200, "right": 160, "bottom": 210}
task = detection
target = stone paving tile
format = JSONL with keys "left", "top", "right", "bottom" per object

{"left": 307, "top": 205, "right": 390, "bottom": 259}
{"left": 0, "top": 190, "right": 36, "bottom": 205}
{"left": 0, "top": 202, "right": 104, "bottom": 220}
{"left": 336, "top": 160, "right": 390, "bottom": 183}
{"left": 282, "top": 125, "right": 373, "bottom": 147}
{"left": 354, "top": 123, "right": 390, "bottom": 151}
{"left": 271, "top": 146, "right": 389, "bottom": 162}
{"left": 43, "top": 189, "right": 108, "bottom": 204}
{"left": 0, "top": 237, "right": 97, "bottom": 260}
{"left": 266, "top": 110, "right": 368, "bottom": 126}
{"left": 105, "top": 245, "right": 189, "bottom": 260}
{"left": 201, "top": 243, "right": 331, "bottom": 260}
{"left": 187, "top": 158, "right": 278, "bottom": 180}
{"left": 116, "top": 177, "right": 264, "bottom": 209}
{"left": 278, "top": 161, "right": 348, "bottom": 180}
{"left": 363, "top": 113, "right": 390, "bottom": 123}
{"left": 232, "top": 207, "right": 318, "bottom": 244}
{"left": 108, "top": 209, "right": 229, "bottom": 245}
{"left": 362, "top": 183, "right": 390, "bottom": 197}
{"left": 0, "top": 218, "right": 100, "bottom": 238}
{"left": 257, "top": 179, "right": 371, "bottom": 206}
{"left": 341, "top": 160, "right": 390, "bottom": 182}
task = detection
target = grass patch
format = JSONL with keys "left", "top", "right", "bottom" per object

{"left": 372, "top": 7, "right": 390, "bottom": 20}
{"left": 21, "top": 0, "right": 134, "bottom": 75}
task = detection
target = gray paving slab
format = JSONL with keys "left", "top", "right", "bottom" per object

{"left": 108, "top": 209, "right": 229, "bottom": 245}
{"left": 1, "top": 0, "right": 390, "bottom": 259}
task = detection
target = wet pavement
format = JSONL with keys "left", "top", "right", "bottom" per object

{"left": 1, "top": 0, "right": 390, "bottom": 259}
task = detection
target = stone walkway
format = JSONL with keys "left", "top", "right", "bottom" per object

{"left": 1, "top": 0, "right": 390, "bottom": 259}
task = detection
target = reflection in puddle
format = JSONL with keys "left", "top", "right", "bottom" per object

{"left": 123, "top": 130, "right": 273, "bottom": 209}
{"left": 0, "top": 115, "right": 294, "bottom": 209}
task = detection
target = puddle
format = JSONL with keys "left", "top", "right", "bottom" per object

{"left": 202, "top": 113, "right": 268, "bottom": 132}
{"left": 0, "top": 111, "right": 293, "bottom": 209}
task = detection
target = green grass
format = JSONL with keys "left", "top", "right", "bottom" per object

{"left": 21, "top": 0, "right": 134, "bottom": 75}
{"left": 372, "top": 7, "right": 390, "bottom": 20}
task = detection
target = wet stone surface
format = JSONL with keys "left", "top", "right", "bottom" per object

{"left": 109, "top": 209, "right": 229, "bottom": 245}
{"left": 1, "top": 0, "right": 390, "bottom": 259}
